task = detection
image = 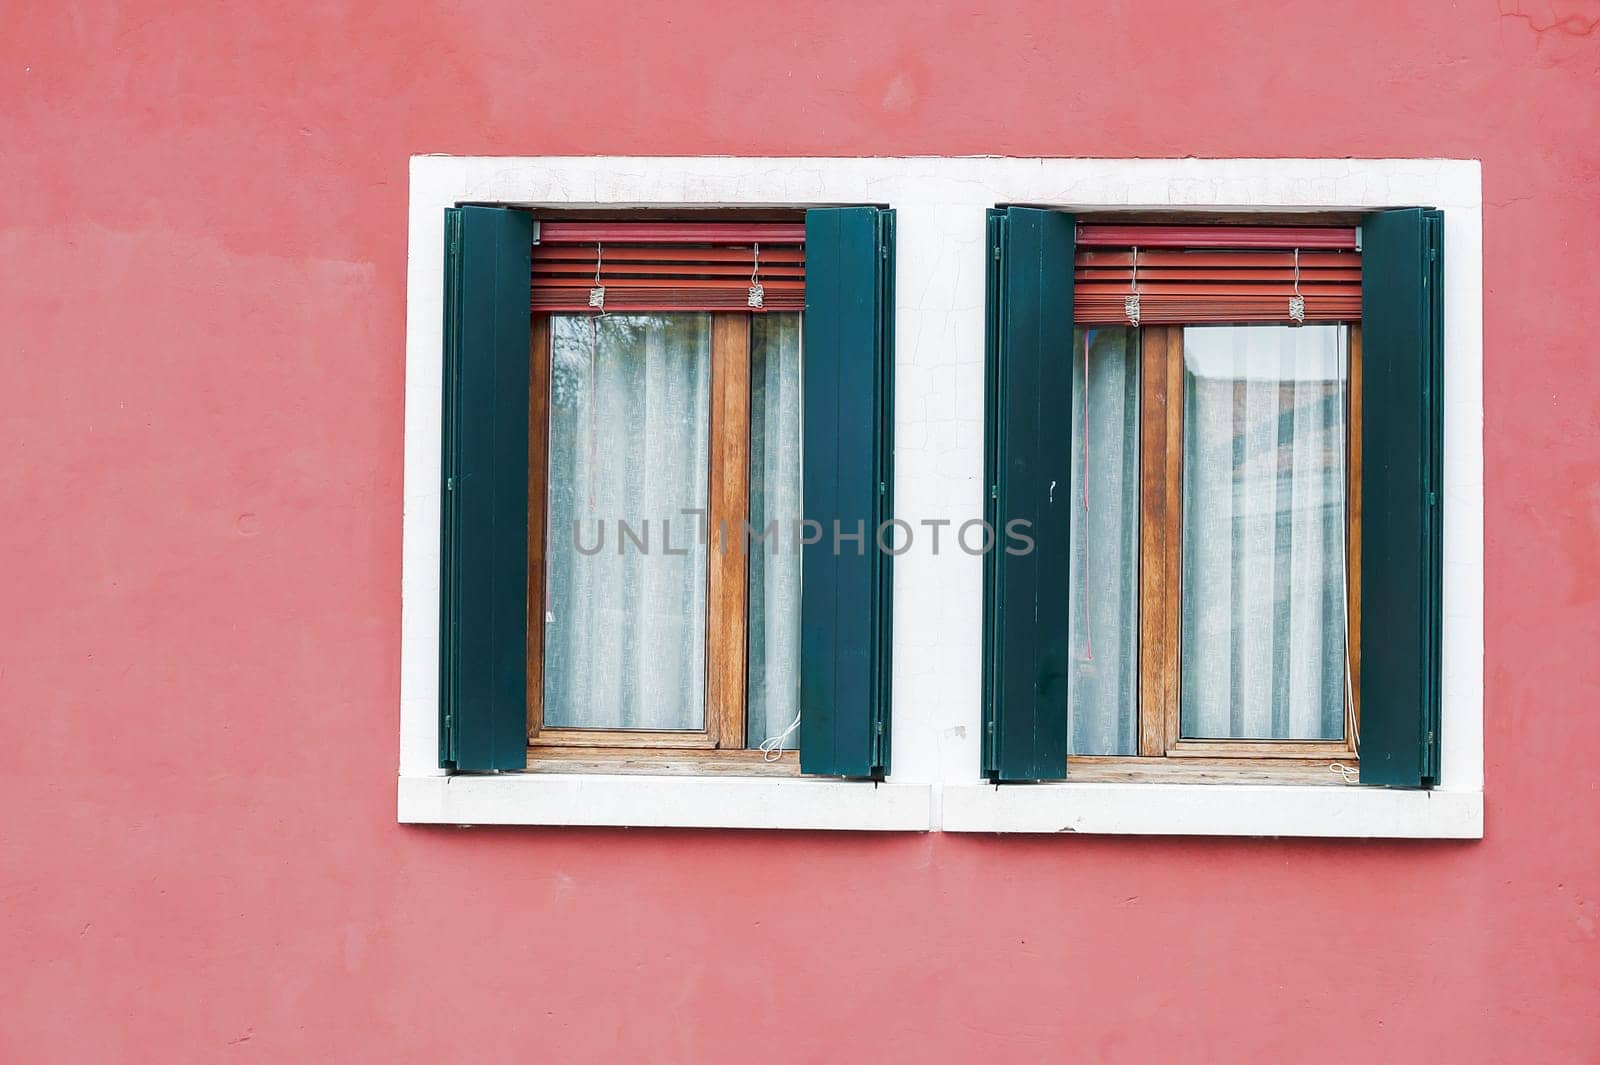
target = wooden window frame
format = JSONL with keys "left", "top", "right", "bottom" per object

{"left": 524, "top": 311, "right": 802, "bottom": 776}
{"left": 1068, "top": 322, "right": 1362, "bottom": 784}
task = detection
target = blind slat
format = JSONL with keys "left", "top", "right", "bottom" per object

{"left": 531, "top": 221, "right": 805, "bottom": 313}
{"left": 1074, "top": 244, "right": 1362, "bottom": 325}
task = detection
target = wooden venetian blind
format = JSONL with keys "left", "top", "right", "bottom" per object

{"left": 530, "top": 221, "right": 805, "bottom": 313}
{"left": 1073, "top": 224, "right": 1361, "bottom": 325}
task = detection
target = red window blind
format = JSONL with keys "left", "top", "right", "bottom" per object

{"left": 530, "top": 221, "right": 805, "bottom": 313}
{"left": 1073, "top": 224, "right": 1361, "bottom": 325}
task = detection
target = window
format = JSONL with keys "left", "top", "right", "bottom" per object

{"left": 983, "top": 209, "right": 1443, "bottom": 788}
{"left": 437, "top": 206, "right": 896, "bottom": 780}
{"left": 532, "top": 309, "right": 802, "bottom": 768}
{"left": 1065, "top": 321, "right": 1359, "bottom": 769}
{"left": 401, "top": 155, "right": 1480, "bottom": 835}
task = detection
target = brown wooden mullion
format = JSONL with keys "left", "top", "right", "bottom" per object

{"left": 705, "top": 314, "right": 751, "bottom": 750}
{"left": 1137, "top": 326, "right": 1183, "bottom": 757}
{"left": 532, "top": 727, "right": 717, "bottom": 749}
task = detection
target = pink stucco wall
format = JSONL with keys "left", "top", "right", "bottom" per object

{"left": 5, "top": 3, "right": 1599, "bottom": 1061}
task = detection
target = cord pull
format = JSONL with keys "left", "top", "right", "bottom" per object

{"left": 760, "top": 709, "right": 801, "bottom": 761}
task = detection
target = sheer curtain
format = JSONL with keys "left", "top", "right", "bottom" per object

{"left": 1180, "top": 324, "right": 1348, "bottom": 740}
{"left": 746, "top": 313, "right": 803, "bottom": 748}
{"left": 1068, "top": 327, "right": 1140, "bottom": 755}
{"left": 543, "top": 313, "right": 711, "bottom": 731}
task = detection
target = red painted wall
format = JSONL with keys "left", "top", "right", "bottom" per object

{"left": 4, "top": 3, "right": 1598, "bottom": 1061}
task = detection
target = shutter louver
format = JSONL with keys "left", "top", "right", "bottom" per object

{"left": 530, "top": 221, "right": 805, "bottom": 313}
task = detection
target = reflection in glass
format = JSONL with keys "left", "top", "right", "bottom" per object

{"left": 543, "top": 314, "right": 710, "bottom": 730}
{"left": 746, "top": 314, "right": 803, "bottom": 749}
{"left": 1180, "top": 324, "right": 1348, "bottom": 741}
{"left": 1068, "top": 327, "right": 1140, "bottom": 755}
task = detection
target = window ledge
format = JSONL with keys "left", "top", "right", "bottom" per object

{"left": 398, "top": 773, "right": 933, "bottom": 831}
{"left": 940, "top": 782, "right": 1483, "bottom": 838}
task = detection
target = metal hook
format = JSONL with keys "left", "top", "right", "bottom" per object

{"left": 747, "top": 241, "right": 765, "bottom": 308}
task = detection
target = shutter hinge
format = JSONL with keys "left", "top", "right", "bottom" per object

{"left": 1426, "top": 730, "right": 1435, "bottom": 744}
{"left": 990, "top": 484, "right": 998, "bottom": 500}
{"left": 879, "top": 481, "right": 887, "bottom": 495}
{"left": 875, "top": 721, "right": 885, "bottom": 735}
{"left": 446, "top": 476, "right": 455, "bottom": 491}
{"left": 1428, "top": 490, "right": 1437, "bottom": 506}
{"left": 993, "top": 244, "right": 1002, "bottom": 261}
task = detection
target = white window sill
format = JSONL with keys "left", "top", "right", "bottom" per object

{"left": 398, "top": 773, "right": 933, "bottom": 831}
{"left": 400, "top": 775, "right": 1480, "bottom": 837}
{"left": 941, "top": 783, "right": 1483, "bottom": 838}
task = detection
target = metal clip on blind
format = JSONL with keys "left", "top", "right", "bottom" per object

{"left": 588, "top": 242, "right": 605, "bottom": 311}
{"left": 748, "top": 242, "right": 764, "bottom": 308}
{"left": 1288, "top": 247, "right": 1306, "bottom": 324}
{"left": 1123, "top": 246, "right": 1141, "bottom": 327}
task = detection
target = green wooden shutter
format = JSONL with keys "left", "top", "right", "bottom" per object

{"left": 982, "top": 208, "right": 1076, "bottom": 781}
{"left": 439, "top": 206, "right": 533, "bottom": 771}
{"left": 1359, "top": 207, "right": 1444, "bottom": 788}
{"left": 799, "top": 207, "right": 895, "bottom": 778}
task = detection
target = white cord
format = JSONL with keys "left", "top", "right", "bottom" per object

{"left": 760, "top": 710, "right": 801, "bottom": 761}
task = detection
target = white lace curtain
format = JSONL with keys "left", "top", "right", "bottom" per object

{"left": 746, "top": 314, "right": 803, "bottom": 748}
{"left": 543, "top": 313, "right": 711, "bottom": 731}
{"left": 1068, "top": 327, "right": 1141, "bottom": 756}
{"left": 1180, "top": 324, "right": 1348, "bottom": 741}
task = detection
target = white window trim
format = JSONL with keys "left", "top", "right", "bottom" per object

{"left": 399, "top": 774, "right": 934, "bottom": 831}
{"left": 401, "top": 155, "right": 1483, "bottom": 837}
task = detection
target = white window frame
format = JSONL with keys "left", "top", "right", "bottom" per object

{"left": 400, "top": 156, "right": 1483, "bottom": 837}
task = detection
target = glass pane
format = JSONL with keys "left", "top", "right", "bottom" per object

{"left": 1180, "top": 324, "right": 1349, "bottom": 741}
{"left": 746, "top": 314, "right": 803, "bottom": 749}
{"left": 1068, "top": 327, "right": 1140, "bottom": 755}
{"left": 543, "top": 314, "right": 711, "bottom": 730}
